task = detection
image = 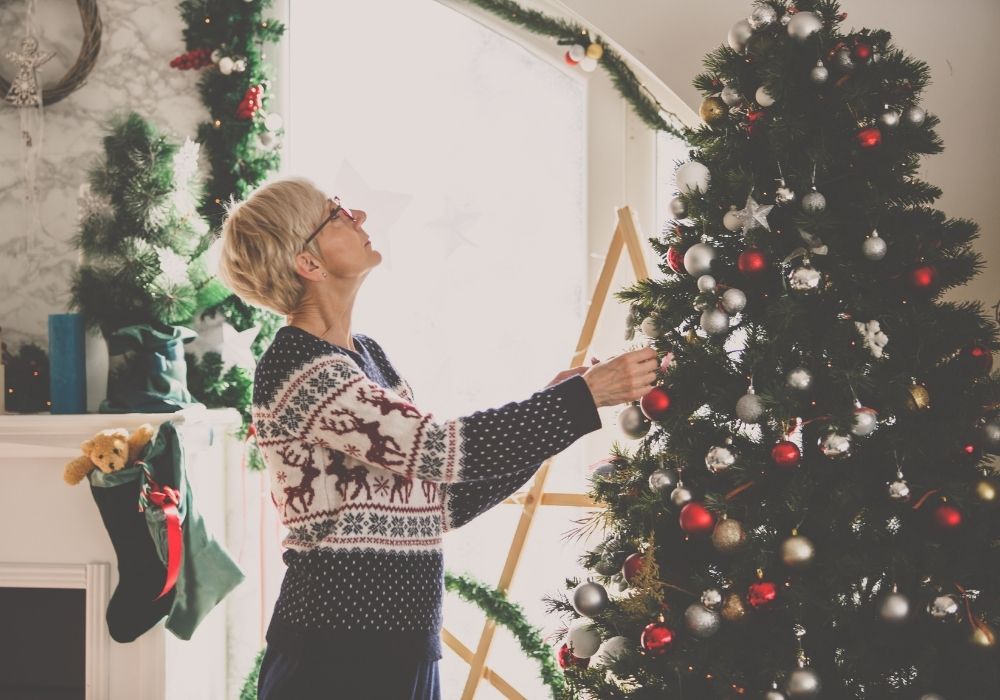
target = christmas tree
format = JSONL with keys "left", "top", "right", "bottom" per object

{"left": 548, "top": 2, "right": 1000, "bottom": 698}
{"left": 69, "top": 111, "right": 229, "bottom": 338}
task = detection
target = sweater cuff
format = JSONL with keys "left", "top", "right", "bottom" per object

{"left": 548, "top": 374, "right": 602, "bottom": 434}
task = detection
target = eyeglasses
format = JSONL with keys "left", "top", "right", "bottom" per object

{"left": 303, "top": 197, "right": 356, "bottom": 248}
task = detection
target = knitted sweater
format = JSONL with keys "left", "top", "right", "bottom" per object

{"left": 251, "top": 325, "right": 602, "bottom": 661}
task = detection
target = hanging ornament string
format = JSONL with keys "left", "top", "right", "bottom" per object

{"left": 955, "top": 582, "right": 990, "bottom": 637}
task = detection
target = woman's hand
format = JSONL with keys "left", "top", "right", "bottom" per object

{"left": 545, "top": 357, "right": 601, "bottom": 389}
{"left": 581, "top": 346, "right": 658, "bottom": 408}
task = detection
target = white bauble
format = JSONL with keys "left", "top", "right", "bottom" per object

{"left": 700, "top": 308, "right": 730, "bottom": 335}
{"left": 218, "top": 56, "right": 234, "bottom": 75}
{"left": 721, "top": 288, "right": 747, "bottom": 313}
{"left": 787, "top": 11, "right": 823, "bottom": 42}
{"left": 676, "top": 161, "right": 711, "bottom": 195}
{"left": 683, "top": 243, "right": 716, "bottom": 276}
{"left": 566, "top": 618, "right": 602, "bottom": 658}
{"left": 591, "top": 635, "right": 630, "bottom": 669}
{"left": 579, "top": 56, "right": 598, "bottom": 72}
{"left": 755, "top": 86, "right": 775, "bottom": 107}
{"left": 723, "top": 206, "right": 743, "bottom": 232}
{"left": 697, "top": 275, "right": 717, "bottom": 293}
{"left": 721, "top": 84, "right": 742, "bottom": 107}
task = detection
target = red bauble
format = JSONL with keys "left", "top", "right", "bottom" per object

{"left": 933, "top": 503, "right": 962, "bottom": 530}
{"left": 960, "top": 344, "right": 994, "bottom": 374}
{"left": 856, "top": 127, "right": 882, "bottom": 149}
{"left": 640, "top": 386, "right": 671, "bottom": 420}
{"left": 679, "top": 502, "right": 715, "bottom": 535}
{"left": 771, "top": 440, "right": 801, "bottom": 469}
{"left": 747, "top": 580, "right": 778, "bottom": 608}
{"left": 745, "top": 109, "right": 766, "bottom": 136}
{"left": 622, "top": 552, "right": 645, "bottom": 584}
{"left": 564, "top": 51, "right": 580, "bottom": 66}
{"left": 908, "top": 264, "right": 938, "bottom": 293}
{"left": 853, "top": 42, "right": 872, "bottom": 61}
{"left": 640, "top": 622, "right": 674, "bottom": 656}
{"left": 738, "top": 248, "right": 768, "bottom": 276}
{"left": 666, "top": 245, "right": 685, "bottom": 274}
{"left": 557, "top": 642, "right": 589, "bottom": 669}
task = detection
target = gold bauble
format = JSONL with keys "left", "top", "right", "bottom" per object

{"left": 711, "top": 518, "right": 747, "bottom": 553}
{"left": 720, "top": 591, "right": 746, "bottom": 622}
{"left": 699, "top": 96, "right": 729, "bottom": 126}
{"left": 586, "top": 42, "right": 604, "bottom": 60}
{"left": 971, "top": 622, "right": 997, "bottom": 648}
{"left": 975, "top": 478, "right": 998, "bottom": 503}
{"left": 904, "top": 383, "right": 931, "bottom": 412}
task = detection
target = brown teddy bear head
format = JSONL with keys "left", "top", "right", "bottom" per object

{"left": 82, "top": 429, "right": 132, "bottom": 475}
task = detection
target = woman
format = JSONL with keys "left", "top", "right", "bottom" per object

{"left": 218, "top": 176, "right": 658, "bottom": 699}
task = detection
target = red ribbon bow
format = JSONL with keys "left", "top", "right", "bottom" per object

{"left": 148, "top": 482, "right": 183, "bottom": 601}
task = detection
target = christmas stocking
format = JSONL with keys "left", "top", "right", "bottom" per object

{"left": 89, "top": 464, "right": 176, "bottom": 643}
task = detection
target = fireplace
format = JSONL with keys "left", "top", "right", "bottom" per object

{"left": 0, "top": 563, "right": 110, "bottom": 700}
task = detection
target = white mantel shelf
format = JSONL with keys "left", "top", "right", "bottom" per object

{"left": 0, "top": 406, "right": 243, "bottom": 459}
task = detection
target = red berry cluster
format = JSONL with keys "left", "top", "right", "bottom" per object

{"left": 236, "top": 85, "right": 265, "bottom": 120}
{"left": 169, "top": 48, "right": 213, "bottom": 70}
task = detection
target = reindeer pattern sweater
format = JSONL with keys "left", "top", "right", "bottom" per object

{"left": 252, "top": 325, "right": 602, "bottom": 661}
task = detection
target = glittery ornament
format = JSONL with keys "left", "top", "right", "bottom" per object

{"left": 648, "top": 468, "right": 678, "bottom": 494}
{"left": 684, "top": 603, "right": 721, "bottom": 638}
{"left": 748, "top": 580, "right": 778, "bottom": 608}
{"left": 863, "top": 229, "right": 887, "bottom": 260}
{"left": 786, "top": 367, "right": 813, "bottom": 391}
{"left": 810, "top": 59, "right": 829, "bottom": 84}
{"left": 700, "top": 96, "right": 729, "bottom": 126}
{"left": 927, "top": 594, "right": 960, "bottom": 622}
{"left": 720, "top": 591, "right": 747, "bottom": 622}
{"left": 736, "top": 389, "right": 764, "bottom": 422}
{"left": 712, "top": 518, "right": 747, "bottom": 553}
{"left": 701, "top": 588, "right": 723, "bottom": 610}
{"left": 818, "top": 430, "right": 852, "bottom": 460}
{"left": 700, "top": 308, "right": 730, "bottom": 335}
{"left": 721, "top": 287, "right": 747, "bottom": 313}
{"left": 705, "top": 444, "right": 736, "bottom": 473}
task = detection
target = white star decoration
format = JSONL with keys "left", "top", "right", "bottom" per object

{"left": 425, "top": 196, "right": 481, "bottom": 257}
{"left": 220, "top": 322, "right": 261, "bottom": 371}
{"left": 735, "top": 194, "right": 774, "bottom": 235}
{"left": 336, "top": 160, "right": 413, "bottom": 272}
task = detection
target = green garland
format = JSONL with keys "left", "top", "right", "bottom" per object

{"left": 237, "top": 571, "right": 569, "bottom": 699}
{"left": 458, "top": 0, "right": 690, "bottom": 141}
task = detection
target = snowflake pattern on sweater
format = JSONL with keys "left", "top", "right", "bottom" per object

{"left": 252, "top": 325, "right": 602, "bottom": 660}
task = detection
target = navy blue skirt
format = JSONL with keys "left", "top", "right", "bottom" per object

{"left": 257, "top": 644, "right": 441, "bottom": 700}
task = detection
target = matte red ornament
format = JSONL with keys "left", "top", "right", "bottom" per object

{"left": 853, "top": 42, "right": 872, "bottom": 61}
{"left": 856, "top": 127, "right": 882, "bottom": 149}
{"left": 564, "top": 51, "right": 580, "bottom": 66}
{"left": 557, "top": 642, "right": 589, "bottom": 669}
{"left": 933, "top": 503, "right": 962, "bottom": 530}
{"left": 640, "top": 622, "right": 674, "bottom": 656}
{"left": 960, "top": 344, "right": 994, "bottom": 374}
{"left": 747, "top": 580, "right": 778, "bottom": 608}
{"left": 640, "top": 386, "right": 671, "bottom": 420}
{"left": 738, "top": 248, "right": 768, "bottom": 276}
{"left": 908, "top": 264, "right": 938, "bottom": 292}
{"left": 666, "top": 246, "right": 685, "bottom": 274}
{"left": 771, "top": 440, "right": 801, "bottom": 469}
{"left": 679, "top": 502, "right": 715, "bottom": 535}
{"left": 622, "top": 552, "right": 645, "bottom": 583}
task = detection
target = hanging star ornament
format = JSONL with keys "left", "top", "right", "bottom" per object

{"left": 735, "top": 194, "right": 773, "bottom": 235}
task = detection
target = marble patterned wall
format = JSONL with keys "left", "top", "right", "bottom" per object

{"left": 0, "top": 0, "right": 206, "bottom": 352}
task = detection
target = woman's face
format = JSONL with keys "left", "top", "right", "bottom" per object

{"left": 303, "top": 196, "right": 380, "bottom": 279}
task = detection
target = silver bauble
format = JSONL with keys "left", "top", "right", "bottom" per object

{"left": 775, "top": 184, "right": 797, "bottom": 206}
{"left": 766, "top": 692, "right": 788, "bottom": 700}
{"left": 619, "top": 405, "right": 652, "bottom": 439}
{"left": 721, "top": 287, "right": 747, "bottom": 314}
{"left": 787, "top": 11, "right": 823, "bottom": 42}
{"left": 749, "top": 6, "right": 777, "bottom": 29}
{"left": 888, "top": 479, "right": 911, "bottom": 501}
{"left": 736, "top": 391, "right": 764, "bottom": 422}
{"left": 880, "top": 109, "right": 901, "bottom": 129}
{"left": 786, "top": 367, "right": 813, "bottom": 391}
{"left": 640, "top": 316, "right": 660, "bottom": 338}
{"left": 700, "top": 308, "right": 730, "bottom": 335}
{"left": 721, "top": 84, "right": 743, "bottom": 107}
{"left": 676, "top": 161, "right": 712, "bottom": 195}
{"left": 788, "top": 264, "right": 823, "bottom": 293}
{"left": 572, "top": 581, "right": 610, "bottom": 617}
{"left": 697, "top": 274, "right": 717, "bottom": 293}
{"left": 591, "top": 635, "right": 630, "bottom": 669}
{"left": 878, "top": 592, "right": 911, "bottom": 624}
{"left": 927, "top": 594, "right": 960, "bottom": 622}
{"left": 705, "top": 444, "right": 736, "bottom": 473}
{"left": 809, "top": 59, "right": 829, "bottom": 84}
{"left": 835, "top": 47, "right": 854, "bottom": 72}
{"left": 980, "top": 416, "right": 1000, "bottom": 452}
{"left": 683, "top": 242, "right": 716, "bottom": 276}
{"left": 851, "top": 406, "right": 878, "bottom": 437}
{"left": 905, "top": 105, "right": 927, "bottom": 127}
{"left": 670, "top": 486, "right": 693, "bottom": 507}
{"left": 863, "top": 231, "right": 888, "bottom": 260}
{"left": 728, "top": 19, "right": 753, "bottom": 53}
{"left": 723, "top": 206, "right": 744, "bottom": 232}
{"left": 755, "top": 85, "right": 776, "bottom": 107}
{"left": 591, "top": 461, "right": 617, "bottom": 480}
{"left": 669, "top": 196, "right": 688, "bottom": 218}
{"left": 648, "top": 467, "right": 679, "bottom": 494}
{"left": 567, "top": 618, "right": 602, "bottom": 658}
{"left": 781, "top": 535, "right": 815, "bottom": 568}
{"left": 701, "top": 588, "right": 723, "bottom": 610}
{"left": 786, "top": 667, "right": 822, "bottom": 698}
{"left": 684, "top": 603, "right": 721, "bottom": 639}
{"left": 818, "top": 430, "right": 852, "bottom": 460}
{"left": 801, "top": 190, "right": 826, "bottom": 214}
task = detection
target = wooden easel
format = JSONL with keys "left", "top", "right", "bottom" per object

{"left": 442, "top": 206, "right": 652, "bottom": 699}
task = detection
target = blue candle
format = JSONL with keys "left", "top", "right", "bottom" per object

{"left": 48, "top": 313, "right": 87, "bottom": 413}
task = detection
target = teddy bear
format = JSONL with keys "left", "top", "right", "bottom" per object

{"left": 63, "top": 423, "right": 158, "bottom": 485}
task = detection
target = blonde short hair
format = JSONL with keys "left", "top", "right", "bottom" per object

{"left": 217, "top": 176, "right": 327, "bottom": 315}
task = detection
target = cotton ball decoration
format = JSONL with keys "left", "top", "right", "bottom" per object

{"left": 566, "top": 618, "right": 602, "bottom": 658}
{"left": 675, "top": 161, "right": 711, "bottom": 195}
